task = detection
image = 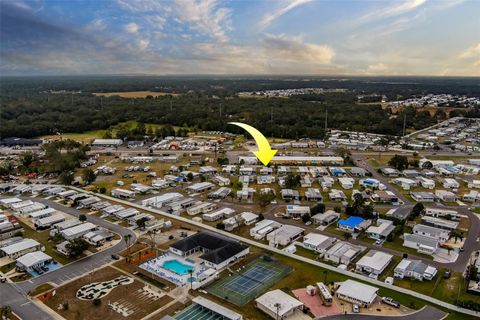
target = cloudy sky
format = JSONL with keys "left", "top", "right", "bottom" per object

{"left": 1, "top": 0, "right": 479, "bottom": 76}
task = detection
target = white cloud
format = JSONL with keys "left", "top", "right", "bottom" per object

{"left": 259, "top": 0, "right": 313, "bottom": 29}
{"left": 365, "top": 63, "right": 389, "bottom": 74}
{"left": 261, "top": 34, "right": 334, "bottom": 64}
{"left": 173, "top": 0, "right": 232, "bottom": 42}
{"left": 86, "top": 18, "right": 106, "bottom": 31}
{"left": 125, "top": 22, "right": 139, "bottom": 34}
{"left": 137, "top": 39, "right": 150, "bottom": 50}
{"left": 459, "top": 43, "right": 480, "bottom": 59}
{"left": 354, "top": 0, "right": 427, "bottom": 25}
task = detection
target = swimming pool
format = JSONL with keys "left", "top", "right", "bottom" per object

{"left": 162, "top": 259, "right": 194, "bottom": 275}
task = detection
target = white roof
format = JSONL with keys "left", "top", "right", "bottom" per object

{"left": 303, "top": 233, "right": 332, "bottom": 246}
{"left": 240, "top": 211, "right": 258, "bottom": 221}
{"left": 255, "top": 289, "right": 303, "bottom": 317}
{"left": 29, "top": 207, "right": 56, "bottom": 218}
{"left": 0, "top": 197, "right": 22, "bottom": 205}
{"left": 16, "top": 251, "right": 51, "bottom": 268}
{"left": 1, "top": 238, "right": 40, "bottom": 255}
{"left": 356, "top": 250, "right": 393, "bottom": 271}
{"left": 336, "top": 280, "right": 378, "bottom": 304}
{"left": 61, "top": 222, "right": 96, "bottom": 237}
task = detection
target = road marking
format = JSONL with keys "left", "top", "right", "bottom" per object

{"left": 20, "top": 301, "right": 31, "bottom": 306}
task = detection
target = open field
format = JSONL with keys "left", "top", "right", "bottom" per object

{"left": 94, "top": 91, "right": 180, "bottom": 98}
{"left": 41, "top": 120, "right": 185, "bottom": 143}
{"left": 42, "top": 266, "right": 173, "bottom": 320}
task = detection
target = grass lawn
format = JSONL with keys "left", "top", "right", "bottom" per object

{"left": 41, "top": 120, "right": 187, "bottom": 143}
{"left": 19, "top": 221, "right": 74, "bottom": 265}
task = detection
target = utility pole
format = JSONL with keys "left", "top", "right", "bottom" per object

{"left": 403, "top": 113, "right": 407, "bottom": 137}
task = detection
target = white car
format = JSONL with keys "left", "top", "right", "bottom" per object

{"left": 352, "top": 304, "right": 360, "bottom": 313}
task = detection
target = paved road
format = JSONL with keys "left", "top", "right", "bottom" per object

{"left": 0, "top": 196, "right": 137, "bottom": 319}
{"left": 320, "top": 305, "right": 448, "bottom": 320}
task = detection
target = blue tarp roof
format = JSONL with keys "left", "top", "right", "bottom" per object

{"left": 338, "top": 216, "right": 364, "bottom": 228}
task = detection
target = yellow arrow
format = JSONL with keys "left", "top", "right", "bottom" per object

{"left": 229, "top": 122, "right": 277, "bottom": 166}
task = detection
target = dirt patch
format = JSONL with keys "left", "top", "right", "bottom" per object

{"left": 41, "top": 266, "right": 173, "bottom": 320}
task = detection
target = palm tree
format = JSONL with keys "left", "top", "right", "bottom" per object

{"left": 124, "top": 234, "right": 132, "bottom": 256}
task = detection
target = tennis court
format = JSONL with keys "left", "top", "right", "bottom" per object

{"left": 206, "top": 257, "right": 291, "bottom": 306}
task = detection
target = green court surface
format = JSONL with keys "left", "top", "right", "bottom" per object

{"left": 206, "top": 257, "right": 292, "bottom": 306}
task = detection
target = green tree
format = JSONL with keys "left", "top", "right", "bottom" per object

{"left": 59, "top": 171, "right": 74, "bottom": 185}
{"left": 388, "top": 154, "right": 409, "bottom": 171}
{"left": 82, "top": 168, "right": 96, "bottom": 185}
{"left": 301, "top": 213, "right": 311, "bottom": 223}
{"left": 79, "top": 214, "right": 87, "bottom": 222}
{"left": 65, "top": 238, "right": 89, "bottom": 257}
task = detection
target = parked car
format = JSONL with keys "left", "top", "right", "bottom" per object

{"left": 352, "top": 304, "right": 360, "bottom": 313}
{"left": 382, "top": 297, "right": 400, "bottom": 308}
{"left": 111, "top": 254, "right": 120, "bottom": 260}
{"left": 443, "top": 270, "right": 452, "bottom": 279}
{"left": 0, "top": 277, "right": 6, "bottom": 283}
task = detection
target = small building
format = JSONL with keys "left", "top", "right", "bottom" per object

{"left": 337, "top": 216, "right": 370, "bottom": 233}
{"left": 413, "top": 224, "right": 450, "bottom": 243}
{"left": 212, "top": 175, "right": 230, "bottom": 186}
{"left": 187, "top": 202, "right": 217, "bottom": 216}
{"left": 240, "top": 212, "right": 259, "bottom": 225}
{"left": 410, "top": 192, "right": 437, "bottom": 202}
{"left": 250, "top": 220, "right": 282, "bottom": 240}
{"left": 311, "top": 210, "right": 340, "bottom": 226}
{"left": 403, "top": 233, "right": 439, "bottom": 255}
{"left": 83, "top": 229, "right": 113, "bottom": 246}
{"left": 34, "top": 214, "right": 66, "bottom": 230}
{"left": 92, "top": 139, "right": 123, "bottom": 147}
{"left": 285, "top": 205, "right": 310, "bottom": 218}
{"left": 16, "top": 251, "right": 52, "bottom": 272}
{"left": 281, "top": 189, "right": 300, "bottom": 201}
{"left": 111, "top": 188, "right": 136, "bottom": 199}
{"left": 418, "top": 177, "right": 435, "bottom": 189}
{"left": 385, "top": 207, "right": 410, "bottom": 221}
{"left": 267, "top": 225, "right": 305, "bottom": 247}
{"left": 355, "top": 250, "right": 393, "bottom": 278}
{"left": 255, "top": 289, "right": 303, "bottom": 320}
{"left": 394, "top": 259, "right": 437, "bottom": 281}
{"left": 442, "top": 178, "right": 460, "bottom": 189}
{"left": 335, "top": 280, "right": 378, "bottom": 308}
{"left": 421, "top": 216, "right": 458, "bottom": 231}
{"left": 303, "top": 233, "right": 336, "bottom": 253}
{"left": 0, "top": 238, "right": 42, "bottom": 259}
{"left": 392, "top": 178, "right": 418, "bottom": 190}
{"left": 350, "top": 167, "right": 367, "bottom": 176}
{"left": 339, "top": 177, "right": 355, "bottom": 189}
{"left": 305, "top": 188, "right": 322, "bottom": 201}
{"left": 324, "top": 241, "right": 364, "bottom": 265}
{"left": 463, "top": 190, "right": 480, "bottom": 203}
{"left": 380, "top": 167, "right": 400, "bottom": 177}
{"left": 141, "top": 192, "right": 183, "bottom": 208}
{"left": 61, "top": 222, "right": 97, "bottom": 240}
{"left": 186, "top": 182, "right": 215, "bottom": 193}
{"left": 202, "top": 208, "right": 235, "bottom": 222}
{"left": 328, "top": 189, "right": 347, "bottom": 201}
{"left": 424, "top": 208, "right": 460, "bottom": 220}
{"left": 359, "top": 178, "right": 380, "bottom": 189}
{"left": 371, "top": 190, "right": 398, "bottom": 204}
{"left": 435, "top": 190, "right": 457, "bottom": 202}
{"left": 366, "top": 219, "right": 395, "bottom": 240}
{"left": 208, "top": 187, "right": 231, "bottom": 199}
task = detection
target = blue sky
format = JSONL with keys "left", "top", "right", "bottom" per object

{"left": 1, "top": 0, "right": 479, "bottom": 76}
